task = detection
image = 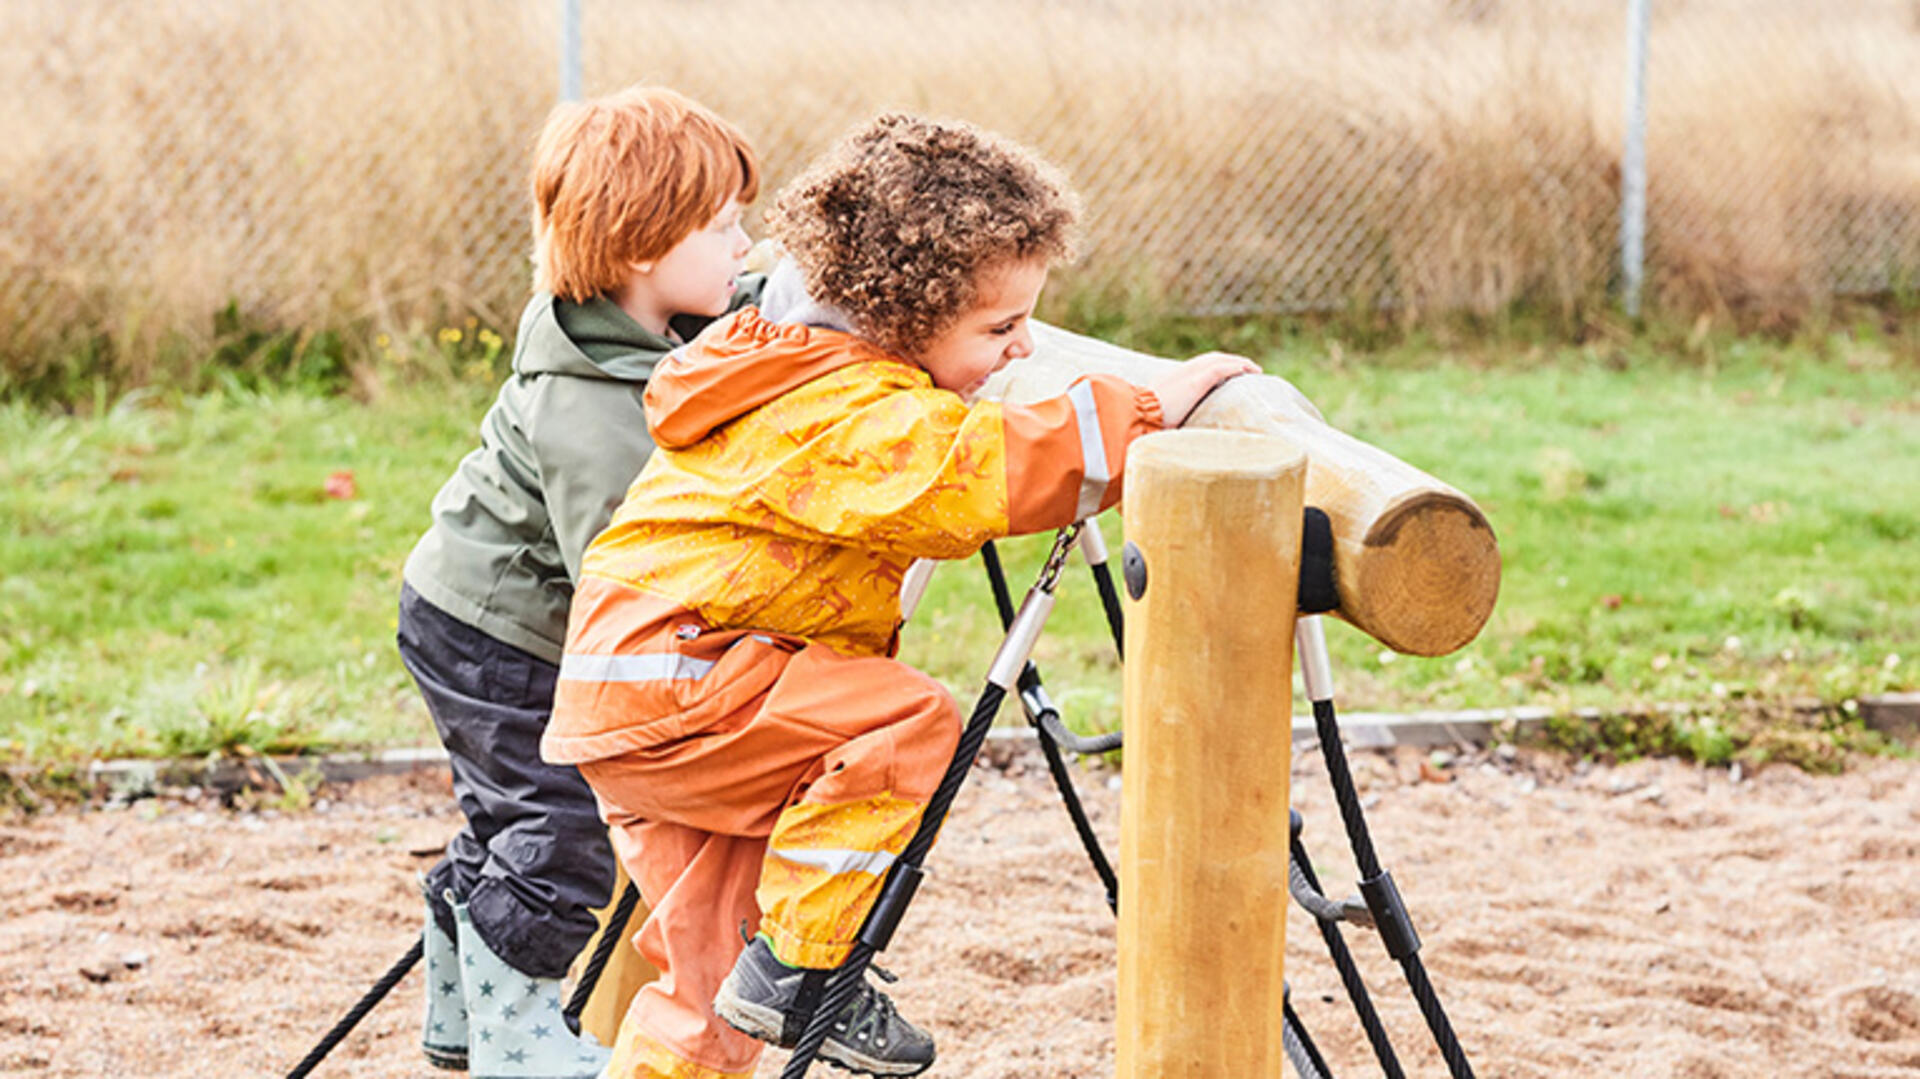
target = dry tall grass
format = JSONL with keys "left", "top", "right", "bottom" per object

{"left": 3, "top": 0, "right": 1917, "bottom": 388}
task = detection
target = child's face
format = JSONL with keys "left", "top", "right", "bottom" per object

{"left": 620, "top": 199, "right": 752, "bottom": 333}
{"left": 915, "top": 258, "right": 1048, "bottom": 397}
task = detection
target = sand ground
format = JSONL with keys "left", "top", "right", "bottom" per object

{"left": 2, "top": 741, "right": 1916, "bottom": 1078}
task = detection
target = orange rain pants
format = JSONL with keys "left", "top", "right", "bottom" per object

{"left": 575, "top": 638, "right": 961, "bottom": 1079}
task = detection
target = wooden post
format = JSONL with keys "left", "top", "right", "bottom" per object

{"left": 1118, "top": 430, "right": 1305, "bottom": 1079}
{"left": 997, "top": 325, "right": 1501, "bottom": 657}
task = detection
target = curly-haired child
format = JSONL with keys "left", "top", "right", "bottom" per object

{"left": 541, "top": 113, "right": 1257, "bottom": 1078}
{"left": 397, "top": 85, "right": 762, "bottom": 1077}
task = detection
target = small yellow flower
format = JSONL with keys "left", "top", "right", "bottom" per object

{"left": 439, "top": 327, "right": 463, "bottom": 345}
{"left": 374, "top": 333, "right": 391, "bottom": 349}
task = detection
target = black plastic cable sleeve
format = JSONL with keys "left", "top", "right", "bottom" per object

{"left": 1359, "top": 870, "right": 1421, "bottom": 961}
{"left": 1021, "top": 681, "right": 1123, "bottom": 755}
{"left": 857, "top": 863, "right": 924, "bottom": 952}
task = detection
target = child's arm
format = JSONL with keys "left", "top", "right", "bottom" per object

{"left": 1149, "top": 352, "right": 1262, "bottom": 427}
{"left": 998, "top": 354, "right": 1256, "bottom": 533}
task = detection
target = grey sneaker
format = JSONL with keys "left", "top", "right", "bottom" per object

{"left": 713, "top": 936, "right": 936, "bottom": 1077}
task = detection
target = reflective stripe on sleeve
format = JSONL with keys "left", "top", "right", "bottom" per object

{"left": 770, "top": 846, "right": 899, "bottom": 878}
{"left": 558, "top": 652, "right": 717, "bottom": 683}
{"left": 1068, "top": 379, "right": 1112, "bottom": 520}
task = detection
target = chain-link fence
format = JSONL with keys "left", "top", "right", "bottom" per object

{"left": 4, "top": 0, "right": 1918, "bottom": 376}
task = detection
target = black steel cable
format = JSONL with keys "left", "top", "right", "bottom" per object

{"left": 1406, "top": 954, "right": 1476, "bottom": 1079}
{"left": 1284, "top": 994, "right": 1335, "bottom": 1079}
{"left": 1088, "top": 559, "right": 1125, "bottom": 658}
{"left": 981, "top": 545, "right": 1120, "bottom": 901}
{"left": 1311, "top": 699, "right": 1383, "bottom": 880}
{"left": 980, "top": 541, "right": 1018, "bottom": 625}
{"left": 286, "top": 939, "right": 422, "bottom": 1078}
{"left": 1293, "top": 827, "right": 1404, "bottom": 1079}
{"left": 778, "top": 681, "right": 1009, "bottom": 1079}
{"left": 1309, "top": 696, "right": 1476, "bottom": 1079}
{"left": 563, "top": 880, "right": 642, "bottom": 1035}
{"left": 1032, "top": 717, "right": 1118, "bottom": 912}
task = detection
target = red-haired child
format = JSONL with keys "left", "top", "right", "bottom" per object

{"left": 398, "top": 85, "right": 760, "bottom": 1077}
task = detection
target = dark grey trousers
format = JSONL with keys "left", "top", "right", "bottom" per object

{"left": 397, "top": 584, "right": 614, "bottom": 979}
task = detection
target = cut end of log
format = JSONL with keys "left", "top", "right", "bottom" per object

{"left": 1343, "top": 496, "right": 1501, "bottom": 656}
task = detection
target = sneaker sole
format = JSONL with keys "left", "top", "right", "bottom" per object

{"left": 715, "top": 991, "right": 931, "bottom": 1078}
{"left": 422, "top": 1043, "right": 468, "bottom": 1070}
{"left": 816, "top": 1043, "right": 934, "bottom": 1078}
{"left": 713, "top": 990, "right": 793, "bottom": 1048}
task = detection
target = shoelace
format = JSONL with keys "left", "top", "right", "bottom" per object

{"left": 833, "top": 980, "right": 903, "bottom": 1048}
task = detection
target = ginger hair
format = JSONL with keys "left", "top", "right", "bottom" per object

{"left": 530, "top": 86, "right": 759, "bottom": 302}
{"left": 766, "top": 113, "right": 1079, "bottom": 356}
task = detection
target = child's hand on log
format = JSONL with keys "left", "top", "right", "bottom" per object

{"left": 1151, "top": 352, "right": 1261, "bottom": 427}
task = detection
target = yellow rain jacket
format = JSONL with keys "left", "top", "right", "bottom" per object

{"left": 542, "top": 306, "right": 1162, "bottom": 1079}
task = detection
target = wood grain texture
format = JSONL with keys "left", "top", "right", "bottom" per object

{"left": 994, "top": 324, "right": 1501, "bottom": 656}
{"left": 1117, "top": 431, "right": 1302, "bottom": 1079}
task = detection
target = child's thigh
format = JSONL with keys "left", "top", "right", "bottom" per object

{"left": 579, "top": 646, "right": 960, "bottom": 836}
{"left": 755, "top": 646, "right": 962, "bottom": 801}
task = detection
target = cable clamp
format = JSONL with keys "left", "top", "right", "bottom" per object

{"left": 1358, "top": 869, "right": 1421, "bottom": 961}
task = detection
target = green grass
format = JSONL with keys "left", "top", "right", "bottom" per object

{"left": 0, "top": 381, "right": 482, "bottom": 764}
{"left": 1292, "top": 339, "right": 1918, "bottom": 723}
{"left": 3, "top": 329, "right": 1916, "bottom": 775}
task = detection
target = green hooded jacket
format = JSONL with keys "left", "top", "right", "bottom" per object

{"left": 401, "top": 281, "right": 762, "bottom": 664}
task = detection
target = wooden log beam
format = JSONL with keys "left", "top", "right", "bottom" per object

{"left": 1001, "top": 325, "right": 1500, "bottom": 656}
{"left": 1118, "top": 430, "right": 1303, "bottom": 1078}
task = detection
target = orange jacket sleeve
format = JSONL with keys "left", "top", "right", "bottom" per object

{"left": 998, "top": 374, "right": 1164, "bottom": 534}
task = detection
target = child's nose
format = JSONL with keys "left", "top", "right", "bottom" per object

{"left": 1006, "top": 327, "right": 1034, "bottom": 360}
{"left": 731, "top": 225, "right": 751, "bottom": 257}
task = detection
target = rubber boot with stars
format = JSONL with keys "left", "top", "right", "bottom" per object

{"left": 421, "top": 883, "right": 469, "bottom": 1069}
{"left": 446, "top": 890, "right": 610, "bottom": 1078}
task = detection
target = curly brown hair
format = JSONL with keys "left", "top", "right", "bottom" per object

{"left": 765, "top": 113, "right": 1080, "bottom": 357}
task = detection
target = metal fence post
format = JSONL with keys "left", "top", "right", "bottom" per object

{"left": 560, "top": 0, "right": 582, "bottom": 101}
{"left": 1620, "top": 0, "right": 1651, "bottom": 319}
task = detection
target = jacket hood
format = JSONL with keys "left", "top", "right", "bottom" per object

{"left": 511, "top": 294, "right": 677, "bottom": 381}
{"left": 644, "top": 307, "right": 904, "bottom": 450}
